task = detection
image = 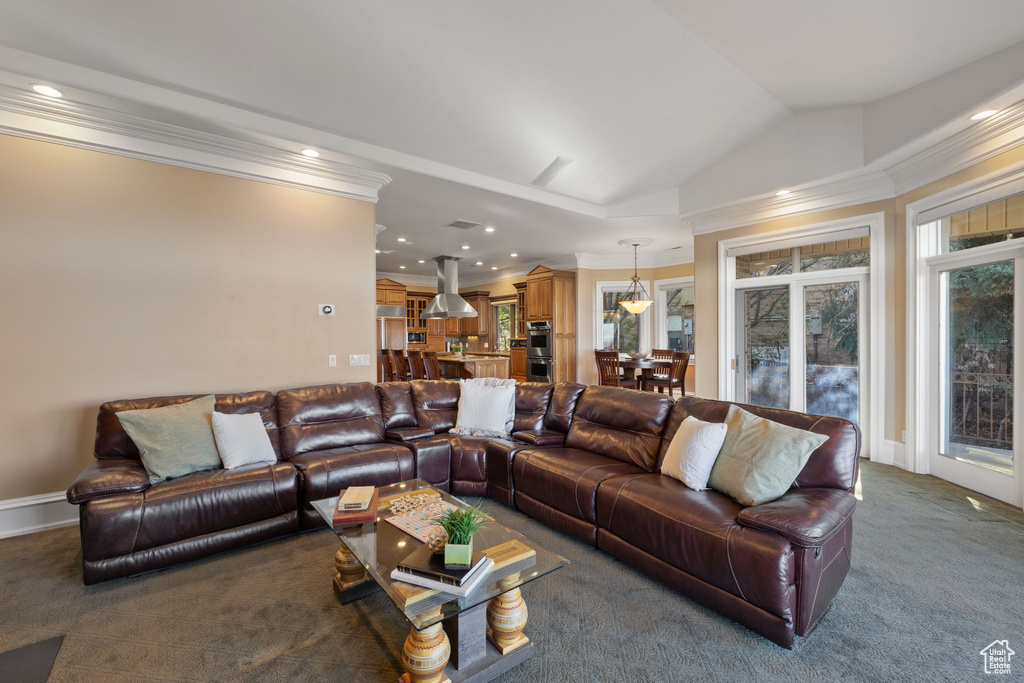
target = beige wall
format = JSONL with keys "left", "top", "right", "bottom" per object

{"left": 0, "top": 134, "right": 377, "bottom": 500}
{"left": 693, "top": 144, "right": 1024, "bottom": 444}
{"left": 577, "top": 262, "right": 695, "bottom": 385}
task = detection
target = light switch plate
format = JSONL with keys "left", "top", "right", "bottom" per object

{"left": 349, "top": 354, "right": 371, "bottom": 367}
{"left": 328, "top": 355, "right": 337, "bottom": 367}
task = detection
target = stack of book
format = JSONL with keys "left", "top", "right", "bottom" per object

{"left": 390, "top": 544, "right": 495, "bottom": 597}
{"left": 332, "top": 486, "right": 378, "bottom": 527}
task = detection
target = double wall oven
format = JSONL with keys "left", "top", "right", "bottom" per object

{"left": 525, "top": 321, "right": 553, "bottom": 383}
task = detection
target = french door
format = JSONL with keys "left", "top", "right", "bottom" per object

{"left": 927, "top": 246, "right": 1023, "bottom": 505}
{"left": 734, "top": 273, "right": 867, "bottom": 425}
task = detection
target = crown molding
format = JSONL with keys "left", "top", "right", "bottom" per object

{"left": 687, "top": 171, "right": 894, "bottom": 236}
{"left": 574, "top": 247, "right": 694, "bottom": 270}
{"left": 376, "top": 272, "right": 436, "bottom": 288}
{"left": 0, "top": 84, "right": 390, "bottom": 202}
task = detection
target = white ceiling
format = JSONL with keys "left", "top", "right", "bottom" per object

{"left": 1, "top": 0, "right": 1023, "bottom": 274}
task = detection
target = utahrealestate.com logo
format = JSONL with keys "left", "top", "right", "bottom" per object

{"left": 980, "top": 640, "right": 1015, "bottom": 675}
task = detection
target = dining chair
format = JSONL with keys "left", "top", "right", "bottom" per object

{"left": 407, "top": 350, "right": 426, "bottom": 380}
{"left": 595, "top": 350, "right": 639, "bottom": 388}
{"left": 390, "top": 349, "right": 409, "bottom": 381}
{"left": 422, "top": 350, "right": 442, "bottom": 380}
{"left": 645, "top": 351, "right": 690, "bottom": 397}
{"left": 379, "top": 349, "right": 396, "bottom": 382}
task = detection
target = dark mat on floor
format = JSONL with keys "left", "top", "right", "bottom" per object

{"left": 0, "top": 635, "right": 63, "bottom": 683}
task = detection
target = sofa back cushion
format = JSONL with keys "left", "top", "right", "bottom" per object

{"left": 276, "top": 383, "right": 385, "bottom": 457}
{"left": 376, "top": 382, "right": 417, "bottom": 429}
{"left": 513, "top": 382, "right": 554, "bottom": 432}
{"left": 661, "top": 397, "right": 860, "bottom": 492}
{"left": 410, "top": 380, "right": 461, "bottom": 433}
{"left": 95, "top": 390, "right": 280, "bottom": 460}
{"left": 544, "top": 382, "right": 586, "bottom": 433}
{"left": 565, "top": 386, "right": 673, "bottom": 471}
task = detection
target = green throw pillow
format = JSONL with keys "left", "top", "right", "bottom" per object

{"left": 707, "top": 405, "right": 829, "bottom": 506}
{"left": 116, "top": 395, "right": 222, "bottom": 483}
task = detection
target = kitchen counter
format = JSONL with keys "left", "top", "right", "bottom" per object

{"left": 438, "top": 355, "right": 510, "bottom": 380}
{"left": 439, "top": 351, "right": 509, "bottom": 358}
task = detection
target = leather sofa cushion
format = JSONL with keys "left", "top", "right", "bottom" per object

{"left": 512, "top": 382, "right": 554, "bottom": 432}
{"left": 410, "top": 380, "right": 460, "bottom": 434}
{"left": 95, "top": 390, "right": 281, "bottom": 459}
{"left": 377, "top": 382, "right": 418, "bottom": 429}
{"left": 596, "top": 473, "right": 795, "bottom": 619}
{"left": 277, "top": 383, "right": 385, "bottom": 458}
{"left": 565, "top": 386, "right": 673, "bottom": 471}
{"left": 544, "top": 382, "right": 586, "bottom": 433}
{"left": 289, "top": 443, "right": 415, "bottom": 501}
{"left": 513, "top": 447, "right": 645, "bottom": 523}
{"left": 386, "top": 427, "right": 436, "bottom": 442}
{"left": 80, "top": 461, "right": 298, "bottom": 560}
{"left": 663, "top": 397, "right": 860, "bottom": 492}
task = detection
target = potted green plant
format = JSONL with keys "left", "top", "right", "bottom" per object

{"left": 434, "top": 505, "right": 487, "bottom": 569}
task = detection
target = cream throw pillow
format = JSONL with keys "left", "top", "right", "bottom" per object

{"left": 660, "top": 416, "right": 728, "bottom": 491}
{"left": 451, "top": 378, "right": 517, "bottom": 438}
{"left": 116, "top": 395, "right": 221, "bottom": 483}
{"left": 707, "top": 405, "right": 829, "bottom": 506}
{"left": 212, "top": 411, "right": 277, "bottom": 469}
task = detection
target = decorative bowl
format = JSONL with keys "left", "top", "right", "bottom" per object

{"left": 626, "top": 352, "right": 650, "bottom": 360}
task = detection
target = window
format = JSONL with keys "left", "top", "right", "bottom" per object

{"left": 941, "top": 191, "right": 1024, "bottom": 253}
{"left": 654, "top": 277, "right": 695, "bottom": 354}
{"left": 493, "top": 302, "right": 515, "bottom": 351}
{"left": 736, "top": 237, "right": 869, "bottom": 278}
{"left": 596, "top": 281, "right": 651, "bottom": 354}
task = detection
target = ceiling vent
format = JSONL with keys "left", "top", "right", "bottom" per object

{"left": 532, "top": 156, "right": 574, "bottom": 188}
{"left": 447, "top": 220, "right": 481, "bottom": 230}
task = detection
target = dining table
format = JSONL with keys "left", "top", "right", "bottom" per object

{"left": 618, "top": 357, "right": 673, "bottom": 392}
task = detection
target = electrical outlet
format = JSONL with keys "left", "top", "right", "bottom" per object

{"left": 349, "top": 354, "right": 371, "bottom": 367}
{"left": 328, "top": 355, "right": 337, "bottom": 367}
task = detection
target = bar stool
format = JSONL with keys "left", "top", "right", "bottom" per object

{"left": 407, "top": 350, "right": 426, "bottom": 380}
{"left": 422, "top": 351, "right": 442, "bottom": 380}
{"left": 391, "top": 349, "right": 409, "bottom": 381}
{"left": 379, "top": 350, "right": 397, "bottom": 382}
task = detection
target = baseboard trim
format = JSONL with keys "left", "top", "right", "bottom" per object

{"left": 884, "top": 440, "right": 909, "bottom": 470}
{"left": 0, "top": 491, "right": 77, "bottom": 539}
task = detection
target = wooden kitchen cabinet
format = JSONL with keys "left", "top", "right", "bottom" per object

{"left": 458, "top": 291, "right": 491, "bottom": 337}
{"left": 406, "top": 291, "right": 432, "bottom": 331}
{"left": 523, "top": 265, "right": 576, "bottom": 382}
{"left": 513, "top": 282, "right": 527, "bottom": 338}
{"left": 445, "top": 317, "right": 461, "bottom": 336}
{"left": 510, "top": 346, "right": 527, "bottom": 381}
{"left": 376, "top": 279, "right": 407, "bottom": 306}
{"left": 525, "top": 276, "right": 552, "bottom": 321}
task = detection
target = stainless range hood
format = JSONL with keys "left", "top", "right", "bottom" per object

{"left": 421, "top": 256, "right": 477, "bottom": 319}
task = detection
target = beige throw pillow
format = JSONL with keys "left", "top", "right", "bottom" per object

{"left": 116, "top": 395, "right": 222, "bottom": 483}
{"left": 707, "top": 405, "right": 828, "bottom": 506}
{"left": 661, "top": 416, "right": 728, "bottom": 491}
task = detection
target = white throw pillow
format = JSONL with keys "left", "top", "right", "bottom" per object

{"left": 211, "top": 411, "right": 278, "bottom": 469}
{"left": 660, "top": 415, "right": 728, "bottom": 491}
{"left": 451, "top": 379, "right": 517, "bottom": 438}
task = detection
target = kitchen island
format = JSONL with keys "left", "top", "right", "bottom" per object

{"left": 438, "top": 354, "right": 510, "bottom": 380}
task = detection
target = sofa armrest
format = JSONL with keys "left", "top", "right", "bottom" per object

{"left": 386, "top": 427, "right": 437, "bottom": 442}
{"left": 512, "top": 429, "right": 566, "bottom": 447}
{"left": 736, "top": 488, "right": 856, "bottom": 547}
{"left": 66, "top": 459, "right": 151, "bottom": 504}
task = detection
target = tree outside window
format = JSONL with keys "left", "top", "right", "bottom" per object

{"left": 494, "top": 303, "right": 515, "bottom": 351}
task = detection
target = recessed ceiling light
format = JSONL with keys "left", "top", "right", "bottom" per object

{"left": 484, "top": 226, "right": 495, "bottom": 233}
{"left": 301, "top": 148, "right": 320, "bottom": 158}
{"left": 397, "top": 238, "right": 406, "bottom": 242}
{"left": 475, "top": 261, "right": 483, "bottom": 265}
{"left": 510, "top": 253, "right": 518, "bottom": 257}
{"left": 418, "top": 260, "right": 425, "bottom": 263}
{"left": 399, "top": 265, "right": 406, "bottom": 269}
{"left": 775, "top": 190, "right": 791, "bottom": 196}
{"left": 31, "top": 84, "right": 63, "bottom": 98}
{"left": 462, "top": 245, "right": 470, "bottom": 250}
{"left": 491, "top": 266, "right": 498, "bottom": 270}
{"left": 970, "top": 110, "right": 998, "bottom": 121}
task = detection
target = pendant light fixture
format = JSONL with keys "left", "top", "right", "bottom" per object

{"left": 618, "top": 239, "right": 653, "bottom": 315}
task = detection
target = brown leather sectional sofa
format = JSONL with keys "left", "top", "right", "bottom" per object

{"left": 66, "top": 379, "right": 859, "bottom": 648}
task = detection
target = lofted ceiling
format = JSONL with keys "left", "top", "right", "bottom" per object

{"left": 1, "top": 0, "right": 1023, "bottom": 276}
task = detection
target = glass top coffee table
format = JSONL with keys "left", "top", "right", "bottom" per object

{"left": 311, "top": 479, "right": 569, "bottom": 683}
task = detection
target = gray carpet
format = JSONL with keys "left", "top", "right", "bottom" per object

{"left": 1, "top": 461, "right": 1021, "bottom": 682}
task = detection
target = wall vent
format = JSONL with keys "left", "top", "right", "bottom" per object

{"left": 447, "top": 220, "right": 481, "bottom": 230}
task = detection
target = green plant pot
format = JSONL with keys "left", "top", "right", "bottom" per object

{"left": 444, "top": 537, "right": 473, "bottom": 569}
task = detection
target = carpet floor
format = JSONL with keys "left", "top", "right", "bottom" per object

{"left": 1, "top": 461, "right": 1022, "bottom": 682}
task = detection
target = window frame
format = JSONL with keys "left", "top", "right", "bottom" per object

{"left": 653, "top": 275, "right": 695, "bottom": 357}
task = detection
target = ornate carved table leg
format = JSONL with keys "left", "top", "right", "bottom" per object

{"left": 334, "top": 541, "right": 367, "bottom": 589}
{"left": 486, "top": 572, "right": 530, "bottom": 655}
{"left": 400, "top": 606, "right": 452, "bottom": 683}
